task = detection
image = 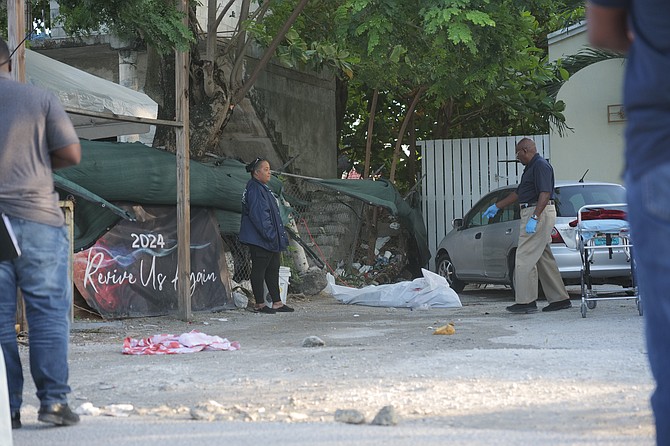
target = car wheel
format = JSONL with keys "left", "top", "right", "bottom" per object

{"left": 436, "top": 253, "right": 466, "bottom": 292}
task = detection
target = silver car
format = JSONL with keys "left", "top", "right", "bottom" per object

{"left": 434, "top": 181, "right": 632, "bottom": 292}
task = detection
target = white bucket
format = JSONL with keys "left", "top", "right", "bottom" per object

{"left": 264, "top": 266, "right": 292, "bottom": 306}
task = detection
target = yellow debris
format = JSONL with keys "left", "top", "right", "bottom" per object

{"left": 433, "top": 323, "right": 455, "bottom": 335}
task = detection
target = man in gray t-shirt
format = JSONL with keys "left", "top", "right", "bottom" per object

{"left": 0, "top": 37, "right": 82, "bottom": 429}
{"left": 0, "top": 50, "right": 80, "bottom": 227}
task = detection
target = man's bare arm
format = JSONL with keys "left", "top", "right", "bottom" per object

{"left": 586, "top": 2, "right": 631, "bottom": 53}
{"left": 50, "top": 143, "right": 82, "bottom": 170}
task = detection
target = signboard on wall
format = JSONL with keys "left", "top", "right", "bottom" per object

{"left": 73, "top": 206, "right": 232, "bottom": 318}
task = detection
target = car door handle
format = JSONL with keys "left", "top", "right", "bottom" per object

{"left": 475, "top": 232, "right": 482, "bottom": 239}
{"left": 505, "top": 228, "right": 513, "bottom": 235}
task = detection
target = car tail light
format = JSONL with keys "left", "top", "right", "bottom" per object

{"left": 551, "top": 227, "right": 564, "bottom": 244}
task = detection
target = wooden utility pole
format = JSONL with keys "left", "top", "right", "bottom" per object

{"left": 7, "top": 0, "right": 26, "bottom": 82}
{"left": 7, "top": 0, "right": 27, "bottom": 332}
{"left": 176, "top": 0, "right": 192, "bottom": 321}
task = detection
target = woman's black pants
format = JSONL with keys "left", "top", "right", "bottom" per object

{"left": 248, "top": 245, "right": 281, "bottom": 305}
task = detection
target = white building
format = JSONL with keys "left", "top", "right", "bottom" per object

{"left": 548, "top": 22, "right": 627, "bottom": 185}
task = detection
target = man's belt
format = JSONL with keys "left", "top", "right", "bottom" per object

{"left": 520, "top": 200, "right": 554, "bottom": 209}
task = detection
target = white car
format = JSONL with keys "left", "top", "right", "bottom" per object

{"left": 434, "top": 181, "right": 632, "bottom": 292}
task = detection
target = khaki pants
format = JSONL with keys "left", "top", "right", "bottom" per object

{"left": 514, "top": 205, "right": 568, "bottom": 304}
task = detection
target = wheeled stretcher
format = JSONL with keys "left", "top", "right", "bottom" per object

{"left": 576, "top": 203, "right": 641, "bottom": 318}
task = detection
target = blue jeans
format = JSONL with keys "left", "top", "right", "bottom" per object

{"left": 0, "top": 217, "right": 72, "bottom": 412}
{"left": 626, "top": 167, "right": 670, "bottom": 445}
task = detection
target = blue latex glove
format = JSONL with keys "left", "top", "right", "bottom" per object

{"left": 526, "top": 217, "right": 538, "bottom": 234}
{"left": 483, "top": 204, "right": 499, "bottom": 219}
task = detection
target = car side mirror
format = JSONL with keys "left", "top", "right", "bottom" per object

{"left": 452, "top": 218, "right": 463, "bottom": 229}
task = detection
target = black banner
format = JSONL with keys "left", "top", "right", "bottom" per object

{"left": 73, "top": 206, "right": 232, "bottom": 318}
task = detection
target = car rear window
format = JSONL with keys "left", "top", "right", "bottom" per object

{"left": 554, "top": 185, "right": 627, "bottom": 217}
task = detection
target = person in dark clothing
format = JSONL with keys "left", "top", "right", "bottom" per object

{"left": 238, "top": 158, "right": 294, "bottom": 314}
{"left": 588, "top": 2, "right": 670, "bottom": 443}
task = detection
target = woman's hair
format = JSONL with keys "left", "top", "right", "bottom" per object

{"left": 245, "top": 157, "right": 266, "bottom": 174}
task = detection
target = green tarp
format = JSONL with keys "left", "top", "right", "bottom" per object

{"left": 56, "top": 140, "right": 430, "bottom": 266}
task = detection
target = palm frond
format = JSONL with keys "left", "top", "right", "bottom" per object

{"left": 547, "top": 48, "right": 625, "bottom": 98}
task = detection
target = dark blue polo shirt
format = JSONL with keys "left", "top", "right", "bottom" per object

{"left": 516, "top": 154, "right": 555, "bottom": 203}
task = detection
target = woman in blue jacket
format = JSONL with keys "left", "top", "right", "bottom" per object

{"left": 239, "top": 158, "right": 293, "bottom": 314}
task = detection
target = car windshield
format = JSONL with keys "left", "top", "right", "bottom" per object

{"left": 554, "top": 184, "right": 627, "bottom": 217}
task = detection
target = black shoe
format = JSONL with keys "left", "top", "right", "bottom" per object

{"left": 274, "top": 304, "right": 294, "bottom": 313}
{"left": 542, "top": 299, "right": 572, "bottom": 312}
{"left": 38, "top": 403, "right": 80, "bottom": 426}
{"left": 506, "top": 302, "right": 538, "bottom": 314}
{"left": 255, "top": 305, "right": 276, "bottom": 314}
{"left": 11, "top": 411, "right": 21, "bottom": 429}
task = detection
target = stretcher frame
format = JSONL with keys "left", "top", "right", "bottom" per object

{"left": 577, "top": 203, "right": 641, "bottom": 318}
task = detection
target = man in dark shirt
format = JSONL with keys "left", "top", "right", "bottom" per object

{"left": 483, "top": 138, "right": 571, "bottom": 314}
{"left": 588, "top": 1, "right": 670, "bottom": 443}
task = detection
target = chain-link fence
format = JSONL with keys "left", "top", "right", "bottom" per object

{"left": 222, "top": 174, "right": 422, "bottom": 295}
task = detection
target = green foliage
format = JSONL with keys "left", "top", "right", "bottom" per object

{"left": 1, "top": 1, "right": 52, "bottom": 40}
{"left": 248, "top": 0, "right": 357, "bottom": 79}
{"left": 56, "top": 0, "right": 194, "bottom": 53}
{"left": 17, "top": 0, "right": 590, "bottom": 192}
{"left": 331, "top": 0, "right": 585, "bottom": 192}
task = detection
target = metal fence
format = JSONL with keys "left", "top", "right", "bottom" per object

{"left": 222, "top": 174, "right": 418, "bottom": 296}
{"left": 419, "top": 134, "right": 550, "bottom": 268}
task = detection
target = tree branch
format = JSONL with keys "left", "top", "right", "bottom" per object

{"left": 215, "top": 0, "right": 237, "bottom": 30}
{"left": 390, "top": 87, "right": 426, "bottom": 183}
{"left": 231, "top": 0, "right": 310, "bottom": 105}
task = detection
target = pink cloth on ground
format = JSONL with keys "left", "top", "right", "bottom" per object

{"left": 122, "top": 330, "right": 240, "bottom": 355}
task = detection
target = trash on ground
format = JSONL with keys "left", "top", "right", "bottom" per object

{"left": 122, "top": 330, "right": 240, "bottom": 355}
{"left": 326, "top": 268, "right": 462, "bottom": 309}
{"left": 433, "top": 323, "right": 456, "bottom": 335}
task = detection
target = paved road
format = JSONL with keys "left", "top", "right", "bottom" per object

{"left": 11, "top": 285, "right": 655, "bottom": 446}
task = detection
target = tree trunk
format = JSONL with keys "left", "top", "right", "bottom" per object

{"left": 389, "top": 87, "right": 425, "bottom": 183}
{"left": 335, "top": 77, "right": 348, "bottom": 149}
{"left": 146, "top": 45, "right": 177, "bottom": 151}
{"left": 407, "top": 112, "right": 417, "bottom": 189}
{"left": 435, "top": 98, "right": 453, "bottom": 139}
{"left": 145, "top": 1, "right": 309, "bottom": 159}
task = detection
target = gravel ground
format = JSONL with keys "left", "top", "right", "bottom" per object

{"left": 12, "top": 285, "right": 655, "bottom": 445}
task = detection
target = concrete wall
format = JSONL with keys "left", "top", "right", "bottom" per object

{"left": 548, "top": 22, "right": 627, "bottom": 185}
{"left": 551, "top": 60, "right": 626, "bottom": 183}
{"left": 548, "top": 22, "right": 591, "bottom": 62}
{"left": 194, "top": 2, "right": 247, "bottom": 36}
{"left": 246, "top": 50, "right": 338, "bottom": 179}
{"left": 34, "top": 45, "right": 132, "bottom": 84}
{"left": 32, "top": 42, "right": 336, "bottom": 179}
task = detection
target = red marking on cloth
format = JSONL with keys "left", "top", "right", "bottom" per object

{"left": 122, "top": 330, "right": 240, "bottom": 355}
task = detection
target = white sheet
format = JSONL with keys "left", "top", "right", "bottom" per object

{"left": 325, "top": 268, "right": 462, "bottom": 309}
